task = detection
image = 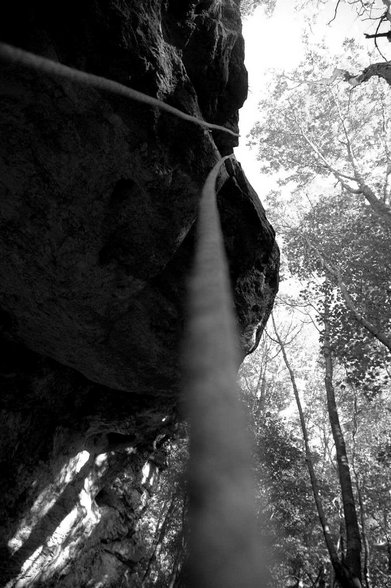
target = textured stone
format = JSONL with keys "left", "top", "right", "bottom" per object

{"left": 0, "top": 0, "right": 277, "bottom": 394}
{"left": 0, "top": 0, "right": 279, "bottom": 584}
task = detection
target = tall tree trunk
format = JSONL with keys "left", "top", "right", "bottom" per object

{"left": 384, "top": 511, "right": 391, "bottom": 575}
{"left": 356, "top": 485, "right": 371, "bottom": 588}
{"left": 352, "top": 396, "right": 371, "bottom": 588}
{"left": 273, "top": 318, "right": 339, "bottom": 564}
{"left": 254, "top": 356, "right": 268, "bottom": 422}
{"left": 359, "top": 185, "right": 391, "bottom": 229}
{"left": 323, "top": 311, "right": 362, "bottom": 586}
{"left": 272, "top": 315, "right": 359, "bottom": 588}
{"left": 387, "top": 537, "right": 391, "bottom": 574}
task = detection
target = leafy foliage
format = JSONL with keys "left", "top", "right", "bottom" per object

{"left": 241, "top": 31, "right": 391, "bottom": 585}
{"left": 250, "top": 40, "right": 391, "bottom": 205}
{"left": 249, "top": 38, "right": 391, "bottom": 393}
{"left": 239, "top": 0, "right": 277, "bottom": 17}
{"left": 136, "top": 437, "right": 188, "bottom": 587}
{"left": 284, "top": 190, "right": 391, "bottom": 393}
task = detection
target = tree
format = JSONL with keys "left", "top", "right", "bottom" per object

{"left": 284, "top": 189, "right": 391, "bottom": 393}
{"left": 271, "top": 310, "right": 363, "bottom": 587}
{"left": 249, "top": 37, "right": 391, "bottom": 390}
{"left": 239, "top": 0, "right": 277, "bottom": 17}
{"left": 137, "top": 438, "right": 188, "bottom": 587}
{"left": 241, "top": 20, "right": 391, "bottom": 587}
{"left": 242, "top": 286, "right": 391, "bottom": 584}
{"left": 250, "top": 40, "right": 391, "bottom": 227}
{"left": 322, "top": 299, "right": 362, "bottom": 586}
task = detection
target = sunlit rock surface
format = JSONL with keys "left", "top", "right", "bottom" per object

{"left": 0, "top": 0, "right": 279, "bottom": 585}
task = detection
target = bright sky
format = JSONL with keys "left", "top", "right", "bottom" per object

{"left": 234, "top": 0, "right": 388, "bottom": 201}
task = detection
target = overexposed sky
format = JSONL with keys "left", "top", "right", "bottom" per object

{"left": 234, "top": 0, "right": 388, "bottom": 200}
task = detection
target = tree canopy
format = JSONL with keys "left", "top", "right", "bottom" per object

{"left": 239, "top": 19, "right": 391, "bottom": 587}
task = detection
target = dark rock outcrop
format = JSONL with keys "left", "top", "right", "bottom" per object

{"left": 0, "top": 1, "right": 279, "bottom": 585}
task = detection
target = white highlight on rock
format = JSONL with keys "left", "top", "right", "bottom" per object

{"left": 7, "top": 450, "right": 91, "bottom": 554}
{"left": 141, "top": 461, "right": 151, "bottom": 485}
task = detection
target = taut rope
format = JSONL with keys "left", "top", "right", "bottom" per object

{"left": 183, "top": 157, "right": 266, "bottom": 587}
{"left": 0, "top": 43, "right": 239, "bottom": 137}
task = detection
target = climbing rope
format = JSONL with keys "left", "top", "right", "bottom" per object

{"left": 183, "top": 157, "right": 266, "bottom": 588}
{"left": 0, "top": 42, "right": 265, "bottom": 586}
{"left": 0, "top": 43, "right": 239, "bottom": 137}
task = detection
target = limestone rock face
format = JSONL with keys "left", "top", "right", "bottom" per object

{"left": 0, "top": 0, "right": 279, "bottom": 585}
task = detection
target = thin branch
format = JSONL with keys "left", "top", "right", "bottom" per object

{"left": 327, "top": 0, "right": 342, "bottom": 25}
{"left": 379, "top": 91, "right": 391, "bottom": 203}
{"left": 292, "top": 110, "right": 362, "bottom": 195}
{"left": 374, "top": 14, "right": 389, "bottom": 62}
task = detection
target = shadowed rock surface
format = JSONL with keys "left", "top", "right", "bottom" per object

{"left": 0, "top": 0, "right": 279, "bottom": 585}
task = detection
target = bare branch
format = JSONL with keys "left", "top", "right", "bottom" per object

{"left": 291, "top": 108, "right": 363, "bottom": 194}
{"left": 327, "top": 0, "right": 342, "bottom": 25}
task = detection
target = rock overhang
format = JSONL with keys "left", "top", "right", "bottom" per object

{"left": 0, "top": 0, "right": 279, "bottom": 395}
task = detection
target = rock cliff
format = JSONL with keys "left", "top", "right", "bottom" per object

{"left": 0, "top": 1, "right": 279, "bottom": 585}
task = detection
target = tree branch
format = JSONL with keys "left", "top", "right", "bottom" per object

{"left": 271, "top": 314, "right": 349, "bottom": 583}
{"left": 305, "top": 237, "right": 391, "bottom": 353}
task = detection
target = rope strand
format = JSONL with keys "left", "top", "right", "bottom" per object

{"left": 183, "top": 156, "right": 266, "bottom": 587}
{"left": 0, "top": 43, "right": 239, "bottom": 138}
